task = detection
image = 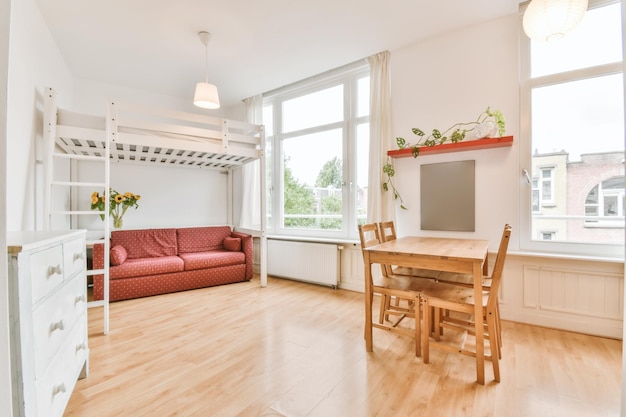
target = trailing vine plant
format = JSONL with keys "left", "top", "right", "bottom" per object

{"left": 382, "top": 160, "right": 407, "bottom": 209}
{"left": 382, "top": 107, "right": 505, "bottom": 209}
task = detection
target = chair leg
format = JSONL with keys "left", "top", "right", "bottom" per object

{"left": 486, "top": 310, "right": 500, "bottom": 382}
{"left": 365, "top": 290, "right": 374, "bottom": 340}
{"left": 415, "top": 295, "right": 421, "bottom": 357}
{"left": 378, "top": 295, "right": 387, "bottom": 324}
{"left": 422, "top": 296, "right": 430, "bottom": 364}
{"left": 433, "top": 307, "right": 441, "bottom": 342}
{"left": 495, "top": 301, "right": 502, "bottom": 359}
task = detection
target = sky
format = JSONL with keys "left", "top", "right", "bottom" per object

{"left": 530, "top": 3, "right": 623, "bottom": 161}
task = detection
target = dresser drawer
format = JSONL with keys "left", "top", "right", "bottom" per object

{"left": 63, "top": 237, "right": 86, "bottom": 279}
{"left": 8, "top": 230, "right": 88, "bottom": 417}
{"left": 30, "top": 245, "right": 64, "bottom": 305}
{"left": 32, "top": 274, "right": 87, "bottom": 378}
{"left": 35, "top": 317, "right": 88, "bottom": 417}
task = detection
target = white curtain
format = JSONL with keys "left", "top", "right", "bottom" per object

{"left": 366, "top": 51, "right": 395, "bottom": 224}
{"left": 239, "top": 95, "right": 263, "bottom": 230}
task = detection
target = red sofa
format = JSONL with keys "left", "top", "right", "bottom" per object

{"left": 92, "top": 226, "right": 253, "bottom": 302}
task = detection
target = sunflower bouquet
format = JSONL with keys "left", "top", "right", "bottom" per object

{"left": 91, "top": 189, "right": 141, "bottom": 228}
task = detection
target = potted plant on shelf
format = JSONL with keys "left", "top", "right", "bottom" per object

{"left": 382, "top": 107, "right": 505, "bottom": 209}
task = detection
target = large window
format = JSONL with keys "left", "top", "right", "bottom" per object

{"left": 263, "top": 62, "right": 369, "bottom": 240}
{"left": 521, "top": 0, "right": 624, "bottom": 257}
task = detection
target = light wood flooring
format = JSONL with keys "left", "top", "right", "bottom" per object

{"left": 65, "top": 275, "right": 622, "bottom": 417}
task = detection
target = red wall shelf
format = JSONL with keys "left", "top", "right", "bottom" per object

{"left": 387, "top": 135, "right": 514, "bottom": 158}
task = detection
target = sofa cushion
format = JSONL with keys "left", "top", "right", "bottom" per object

{"left": 223, "top": 236, "right": 241, "bottom": 252}
{"left": 179, "top": 250, "right": 245, "bottom": 271}
{"left": 111, "top": 228, "right": 178, "bottom": 259}
{"left": 177, "top": 226, "right": 233, "bottom": 253}
{"left": 110, "top": 256, "right": 184, "bottom": 280}
{"left": 110, "top": 245, "right": 128, "bottom": 266}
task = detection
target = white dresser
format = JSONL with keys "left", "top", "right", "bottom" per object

{"left": 8, "top": 230, "right": 89, "bottom": 417}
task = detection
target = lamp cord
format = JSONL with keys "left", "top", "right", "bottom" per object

{"left": 204, "top": 42, "right": 209, "bottom": 83}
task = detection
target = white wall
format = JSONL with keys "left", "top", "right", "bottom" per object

{"left": 0, "top": 0, "right": 11, "bottom": 414}
{"left": 390, "top": 14, "right": 520, "bottom": 251}
{"left": 75, "top": 161, "right": 229, "bottom": 230}
{"left": 6, "top": 0, "right": 73, "bottom": 231}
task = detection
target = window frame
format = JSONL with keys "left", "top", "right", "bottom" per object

{"left": 584, "top": 176, "right": 625, "bottom": 228}
{"left": 519, "top": 0, "right": 624, "bottom": 258}
{"left": 263, "top": 61, "right": 370, "bottom": 241}
{"left": 539, "top": 166, "right": 555, "bottom": 206}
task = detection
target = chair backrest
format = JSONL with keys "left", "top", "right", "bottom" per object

{"left": 358, "top": 223, "right": 387, "bottom": 277}
{"left": 358, "top": 223, "right": 381, "bottom": 249}
{"left": 378, "top": 221, "right": 397, "bottom": 276}
{"left": 378, "top": 221, "right": 396, "bottom": 243}
{"left": 486, "top": 224, "right": 512, "bottom": 308}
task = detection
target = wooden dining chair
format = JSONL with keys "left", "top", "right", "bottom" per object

{"left": 420, "top": 224, "right": 511, "bottom": 383}
{"left": 432, "top": 224, "right": 511, "bottom": 355}
{"left": 358, "top": 223, "right": 434, "bottom": 357}
{"left": 377, "top": 220, "right": 440, "bottom": 322}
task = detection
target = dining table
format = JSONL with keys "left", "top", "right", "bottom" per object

{"left": 362, "top": 235, "right": 490, "bottom": 384}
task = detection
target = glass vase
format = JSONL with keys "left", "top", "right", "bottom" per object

{"left": 113, "top": 216, "right": 123, "bottom": 229}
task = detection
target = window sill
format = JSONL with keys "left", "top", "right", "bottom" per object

{"left": 508, "top": 250, "right": 624, "bottom": 264}
{"left": 584, "top": 223, "right": 624, "bottom": 229}
{"left": 267, "top": 235, "right": 359, "bottom": 246}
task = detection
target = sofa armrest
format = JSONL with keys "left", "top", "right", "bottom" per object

{"left": 93, "top": 240, "right": 105, "bottom": 272}
{"left": 230, "top": 231, "right": 253, "bottom": 280}
{"left": 92, "top": 240, "right": 106, "bottom": 300}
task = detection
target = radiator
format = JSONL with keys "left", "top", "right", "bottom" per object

{"left": 267, "top": 240, "right": 339, "bottom": 287}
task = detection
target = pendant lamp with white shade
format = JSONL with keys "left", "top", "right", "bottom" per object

{"left": 523, "top": 0, "right": 588, "bottom": 42}
{"left": 194, "top": 31, "right": 220, "bottom": 109}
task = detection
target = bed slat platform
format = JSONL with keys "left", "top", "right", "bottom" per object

{"left": 55, "top": 102, "right": 263, "bottom": 170}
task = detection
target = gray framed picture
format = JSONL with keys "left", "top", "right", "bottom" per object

{"left": 421, "top": 160, "right": 475, "bottom": 232}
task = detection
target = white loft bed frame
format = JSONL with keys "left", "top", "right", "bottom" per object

{"left": 43, "top": 87, "right": 268, "bottom": 334}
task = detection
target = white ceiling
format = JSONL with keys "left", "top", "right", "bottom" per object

{"left": 36, "top": 0, "right": 520, "bottom": 107}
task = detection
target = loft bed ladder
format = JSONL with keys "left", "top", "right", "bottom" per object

{"left": 43, "top": 87, "right": 111, "bottom": 335}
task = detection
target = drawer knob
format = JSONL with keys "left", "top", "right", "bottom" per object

{"left": 52, "top": 383, "right": 66, "bottom": 396}
{"left": 49, "top": 320, "right": 65, "bottom": 334}
{"left": 75, "top": 294, "right": 86, "bottom": 305}
{"left": 73, "top": 252, "right": 85, "bottom": 262}
{"left": 47, "top": 264, "right": 63, "bottom": 277}
{"left": 76, "top": 342, "right": 87, "bottom": 352}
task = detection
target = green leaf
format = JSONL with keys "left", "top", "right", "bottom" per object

{"left": 382, "top": 182, "right": 388, "bottom": 191}
{"left": 451, "top": 129, "right": 465, "bottom": 143}
{"left": 412, "top": 146, "right": 420, "bottom": 158}
{"left": 400, "top": 204, "right": 408, "bottom": 210}
{"left": 382, "top": 163, "right": 394, "bottom": 176}
{"left": 432, "top": 129, "right": 441, "bottom": 139}
{"left": 411, "top": 128, "right": 425, "bottom": 136}
{"left": 396, "top": 137, "right": 406, "bottom": 148}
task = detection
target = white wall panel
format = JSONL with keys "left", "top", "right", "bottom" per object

{"left": 339, "top": 245, "right": 365, "bottom": 293}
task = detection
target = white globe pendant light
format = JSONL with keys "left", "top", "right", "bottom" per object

{"left": 523, "top": 0, "right": 588, "bottom": 42}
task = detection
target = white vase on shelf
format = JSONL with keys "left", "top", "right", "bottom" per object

{"left": 474, "top": 121, "right": 497, "bottom": 139}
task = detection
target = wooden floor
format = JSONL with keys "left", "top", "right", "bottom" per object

{"left": 65, "top": 275, "right": 622, "bottom": 417}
